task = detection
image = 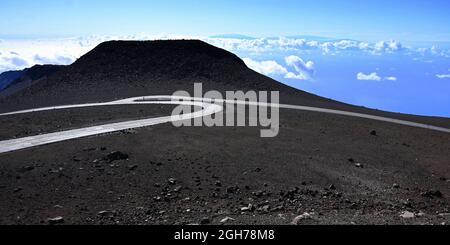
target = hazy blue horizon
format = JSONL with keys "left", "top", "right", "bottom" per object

{"left": 2, "top": 0, "right": 450, "bottom": 42}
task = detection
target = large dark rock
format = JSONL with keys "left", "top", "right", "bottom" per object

{"left": 103, "top": 151, "right": 129, "bottom": 162}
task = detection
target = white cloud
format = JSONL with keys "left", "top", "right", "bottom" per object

{"left": 358, "top": 42, "right": 370, "bottom": 50}
{"left": 374, "top": 40, "right": 403, "bottom": 52}
{"left": 332, "top": 40, "right": 360, "bottom": 50}
{"left": 243, "top": 56, "right": 315, "bottom": 81}
{"left": 284, "top": 72, "right": 309, "bottom": 80}
{"left": 436, "top": 74, "right": 450, "bottom": 79}
{"left": 357, "top": 72, "right": 398, "bottom": 81}
{"left": 385, "top": 76, "right": 398, "bottom": 81}
{"left": 435, "top": 69, "right": 450, "bottom": 79}
{"left": 357, "top": 72, "right": 382, "bottom": 81}
{"left": 284, "top": 55, "right": 314, "bottom": 80}
{"left": 0, "top": 52, "right": 30, "bottom": 72}
{"left": 243, "top": 58, "right": 287, "bottom": 76}
{"left": 0, "top": 38, "right": 90, "bottom": 73}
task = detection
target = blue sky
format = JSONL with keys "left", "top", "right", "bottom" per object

{"left": 0, "top": 0, "right": 449, "bottom": 117}
{"left": 1, "top": 0, "right": 450, "bottom": 42}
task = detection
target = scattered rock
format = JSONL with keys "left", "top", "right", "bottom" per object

{"left": 173, "top": 186, "right": 182, "bottom": 192}
{"left": 283, "top": 187, "right": 299, "bottom": 198}
{"left": 13, "top": 187, "right": 23, "bottom": 193}
{"left": 370, "top": 130, "right": 377, "bottom": 136}
{"left": 416, "top": 212, "right": 426, "bottom": 217}
{"left": 121, "top": 129, "right": 137, "bottom": 134}
{"left": 393, "top": 183, "right": 400, "bottom": 189}
{"left": 128, "top": 165, "right": 138, "bottom": 171}
{"left": 258, "top": 205, "right": 270, "bottom": 213}
{"left": 168, "top": 178, "right": 177, "bottom": 185}
{"left": 220, "top": 217, "right": 235, "bottom": 223}
{"left": 48, "top": 216, "right": 64, "bottom": 224}
{"left": 215, "top": 181, "right": 222, "bottom": 187}
{"left": 400, "top": 211, "right": 416, "bottom": 219}
{"left": 421, "top": 190, "right": 443, "bottom": 198}
{"left": 272, "top": 205, "right": 284, "bottom": 212}
{"left": 241, "top": 204, "right": 255, "bottom": 212}
{"left": 328, "top": 184, "right": 336, "bottom": 190}
{"left": 200, "top": 217, "right": 210, "bottom": 225}
{"left": 291, "top": 212, "right": 313, "bottom": 224}
{"left": 97, "top": 210, "right": 115, "bottom": 217}
{"left": 253, "top": 190, "right": 264, "bottom": 197}
{"left": 226, "top": 186, "right": 238, "bottom": 194}
{"left": 402, "top": 200, "right": 413, "bottom": 208}
{"left": 153, "top": 196, "right": 162, "bottom": 202}
{"left": 104, "top": 151, "right": 129, "bottom": 162}
{"left": 355, "top": 163, "right": 364, "bottom": 168}
{"left": 83, "top": 147, "right": 97, "bottom": 152}
{"left": 19, "top": 165, "right": 35, "bottom": 172}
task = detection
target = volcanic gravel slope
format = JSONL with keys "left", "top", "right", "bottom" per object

{"left": 0, "top": 40, "right": 449, "bottom": 225}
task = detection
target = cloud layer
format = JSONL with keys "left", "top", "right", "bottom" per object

{"left": 0, "top": 34, "right": 448, "bottom": 81}
{"left": 205, "top": 37, "right": 415, "bottom": 56}
{"left": 242, "top": 58, "right": 287, "bottom": 76}
{"left": 243, "top": 55, "right": 315, "bottom": 81}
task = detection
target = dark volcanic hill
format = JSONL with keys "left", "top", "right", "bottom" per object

{"left": 0, "top": 70, "right": 23, "bottom": 91}
{"left": 0, "top": 64, "right": 63, "bottom": 98}
{"left": 7, "top": 64, "right": 63, "bottom": 88}
{"left": 0, "top": 40, "right": 449, "bottom": 225}
{"left": 0, "top": 40, "right": 310, "bottom": 109}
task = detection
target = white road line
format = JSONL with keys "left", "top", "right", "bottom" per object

{"left": 0, "top": 98, "right": 222, "bottom": 154}
{"left": 171, "top": 96, "right": 450, "bottom": 133}
{"left": 0, "top": 95, "right": 449, "bottom": 154}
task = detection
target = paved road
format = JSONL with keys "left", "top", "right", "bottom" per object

{"left": 0, "top": 95, "right": 449, "bottom": 154}
{"left": 0, "top": 96, "right": 223, "bottom": 154}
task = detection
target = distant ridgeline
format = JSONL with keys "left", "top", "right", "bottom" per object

{"left": 0, "top": 65, "right": 64, "bottom": 91}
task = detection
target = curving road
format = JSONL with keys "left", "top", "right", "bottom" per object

{"left": 0, "top": 95, "right": 449, "bottom": 154}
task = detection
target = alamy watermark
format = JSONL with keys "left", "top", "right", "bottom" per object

{"left": 171, "top": 83, "right": 280, "bottom": 137}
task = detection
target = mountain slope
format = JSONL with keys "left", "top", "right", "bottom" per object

{"left": 0, "top": 70, "right": 23, "bottom": 91}
{"left": 6, "top": 65, "right": 64, "bottom": 88}
{"left": 0, "top": 65, "right": 64, "bottom": 97}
